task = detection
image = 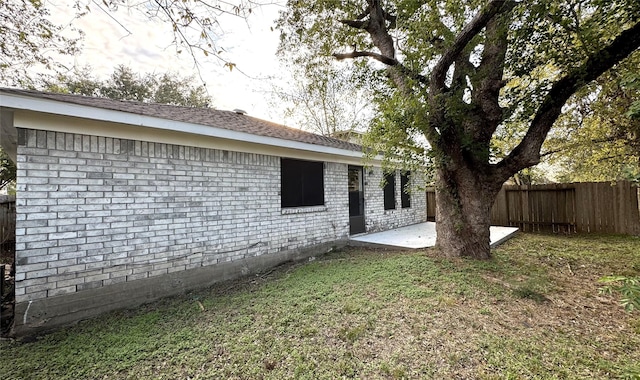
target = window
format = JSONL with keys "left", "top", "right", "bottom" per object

{"left": 281, "top": 158, "right": 324, "bottom": 208}
{"left": 401, "top": 171, "right": 411, "bottom": 208}
{"left": 383, "top": 171, "right": 396, "bottom": 210}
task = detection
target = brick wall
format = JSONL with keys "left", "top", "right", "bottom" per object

{"left": 14, "top": 129, "right": 351, "bottom": 303}
{"left": 363, "top": 168, "right": 427, "bottom": 233}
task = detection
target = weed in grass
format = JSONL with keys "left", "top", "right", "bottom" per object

{"left": 336, "top": 357, "right": 358, "bottom": 378}
{"left": 379, "top": 361, "right": 392, "bottom": 375}
{"left": 341, "top": 301, "right": 363, "bottom": 314}
{"left": 391, "top": 367, "right": 407, "bottom": 379}
{"left": 436, "top": 294, "right": 458, "bottom": 306}
{"left": 338, "top": 322, "right": 371, "bottom": 343}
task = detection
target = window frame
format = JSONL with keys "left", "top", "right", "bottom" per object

{"left": 280, "top": 158, "right": 325, "bottom": 208}
{"left": 401, "top": 171, "right": 411, "bottom": 209}
{"left": 383, "top": 171, "right": 396, "bottom": 210}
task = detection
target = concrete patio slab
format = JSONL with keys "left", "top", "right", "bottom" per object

{"left": 349, "top": 222, "right": 519, "bottom": 249}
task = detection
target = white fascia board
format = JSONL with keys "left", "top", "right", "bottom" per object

{"left": 0, "top": 92, "right": 367, "bottom": 160}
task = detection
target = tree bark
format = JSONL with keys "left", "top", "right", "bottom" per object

{"left": 434, "top": 159, "right": 503, "bottom": 259}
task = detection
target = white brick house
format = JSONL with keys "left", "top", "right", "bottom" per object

{"left": 0, "top": 88, "right": 425, "bottom": 335}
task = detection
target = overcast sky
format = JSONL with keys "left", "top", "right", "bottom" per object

{"left": 49, "top": 1, "right": 286, "bottom": 122}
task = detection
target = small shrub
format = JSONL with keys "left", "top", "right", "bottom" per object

{"left": 599, "top": 276, "right": 640, "bottom": 312}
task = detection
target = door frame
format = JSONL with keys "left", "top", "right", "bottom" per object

{"left": 348, "top": 165, "right": 366, "bottom": 235}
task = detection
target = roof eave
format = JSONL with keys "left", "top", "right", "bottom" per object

{"left": 0, "top": 91, "right": 366, "bottom": 160}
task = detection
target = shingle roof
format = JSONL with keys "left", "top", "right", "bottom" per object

{"left": 0, "top": 88, "right": 363, "bottom": 153}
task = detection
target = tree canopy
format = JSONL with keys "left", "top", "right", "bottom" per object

{"left": 546, "top": 51, "right": 640, "bottom": 182}
{"left": 0, "top": 0, "right": 83, "bottom": 86}
{"left": 277, "top": 0, "right": 640, "bottom": 258}
{"left": 93, "top": 0, "right": 263, "bottom": 75}
{"left": 44, "top": 65, "right": 212, "bottom": 107}
{"left": 270, "top": 62, "right": 373, "bottom": 136}
{"left": 0, "top": 0, "right": 265, "bottom": 86}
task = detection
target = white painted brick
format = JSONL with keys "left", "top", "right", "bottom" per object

{"left": 27, "top": 212, "right": 57, "bottom": 220}
{"left": 57, "top": 225, "right": 86, "bottom": 233}
{"left": 110, "top": 257, "right": 134, "bottom": 266}
{"left": 48, "top": 218, "right": 78, "bottom": 227}
{"left": 49, "top": 232, "right": 78, "bottom": 240}
{"left": 56, "top": 277, "right": 86, "bottom": 288}
{"left": 57, "top": 211, "right": 85, "bottom": 219}
{"left": 48, "top": 286, "right": 76, "bottom": 297}
{"left": 77, "top": 242, "right": 104, "bottom": 251}
{"left": 26, "top": 227, "right": 56, "bottom": 235}
{"left": 59, "top": 171, "right": 87, "bottom": 178}
{"left": 25, "top": 254, "right": 58, "bottom": 264}
{"left": 26, "top": 268, "right": 58, "bottom": 279}
{"left": 78, "top": 255, "right": 103, "bottom": 264}
{"left": 77, "top": 205, "right": 104, "bottom": 214}
{"left": 47, "top": 259, "right": 78, "bottom": 269}
{"left": 57, "top": 250, "right": 86, "bottom": 260}
{"left": 56, "top": 198, "right": 86, "bottom": 205}
{"left": 77, "top": 217, "right": 110, "bottom": 229}
{"left": 46, "top": 192, "right": 79, "bottom": 201}
{"left": 26, "top": 240, "right": 57, "bottom": 250}
{"left": 20, "top": 177, "right": 49, "bottom": 185}
{"left": 17, "top": 278, "right": 47, "bottom": 288}
{"left": 14, "top": 292, "right": 28, "bottom": 303}
{"left": 84, "top": 273, "right": 109, "bottom": 283}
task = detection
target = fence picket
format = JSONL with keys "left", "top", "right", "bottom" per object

{"left": 425, "top": 181, "right": 640, "bottom": 235}
{"left": 0, "top": 196, "right": 16, "bottom": 244}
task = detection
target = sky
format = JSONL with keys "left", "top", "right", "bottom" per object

{"left": 49, "top": 1, "right": 286, "bottom": 123}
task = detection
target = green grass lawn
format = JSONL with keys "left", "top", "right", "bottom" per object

{"left": 2, "top": 233, "right": 640, "bottom": 379}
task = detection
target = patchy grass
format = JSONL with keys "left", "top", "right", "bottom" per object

{"left": 2, "top": 233, "right": 640, "bottom": 379}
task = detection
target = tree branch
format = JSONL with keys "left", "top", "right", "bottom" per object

{"left": 382, "top": 8, "right": 396, "bottom": 29}
{"left": 334, "top": 0, "right": 428, "bottom": 88}
{"left": 340, "top": 19, "right": 367, "bottom": 29}
{"left": 427, "top": 1, "right": 515, "bottom": 157}
{"left": 429, "top": 0, "right": 515, "bottom": 95}
{"left": 471, "top": 8, "right": 510, "bottom": 141}
{"left": 498, "top": 19, "right": 640, "bottom": 178}
{"left": 540, "top": 136, "right": 621, "bottom": 158}
{"left": 333, "top": 50, "right": 397, "bottom": 66}
{"left": 355, "top": 4, "right": 371, "bottom": 20}
{"left": 332, "top": 50, "right": 428, "bottom": 86}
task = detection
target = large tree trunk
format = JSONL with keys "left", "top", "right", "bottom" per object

{"left": 434, "top": 164, "right": 503, "bottom": 260}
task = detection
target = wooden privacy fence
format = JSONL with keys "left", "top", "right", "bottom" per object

{"left": 426, "top": 181, "right": 640, "bottom": 234}
{"left": 0, "top": 195, "right": 15, "bottom": 244}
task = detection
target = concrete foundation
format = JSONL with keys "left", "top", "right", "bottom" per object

{"left": 12, "top": 240, "right": 346, "bottom": 337}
